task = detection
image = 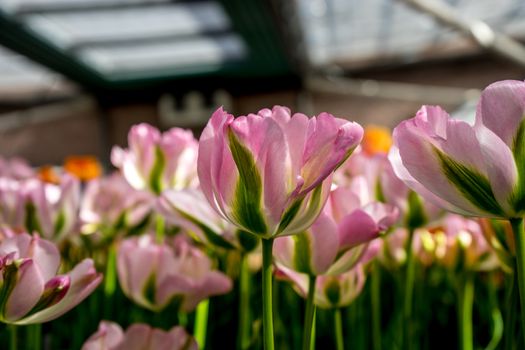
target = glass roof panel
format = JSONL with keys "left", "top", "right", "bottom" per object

{"left": 23, "top": 2, "right": 231, "bottom": 49}
{"left": 0, "top": 46, "right": 75, "bottom": 100}
{"left": 78, "top": 34, "right": 247, "bottom": 76}
{"left": 297, "top": 0, "right": 525, "bottom": 67}
{"left": 1, "top": 0, "right": 169, "bottom": 13}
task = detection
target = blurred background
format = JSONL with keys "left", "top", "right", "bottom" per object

{"left": 0, "top": 0, "right": 524, "bottom": 166}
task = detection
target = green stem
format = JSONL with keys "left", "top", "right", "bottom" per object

{"left": 511, "top": 217, "right": 525, "bottom": 347}
{"left": 486, "top": 272, "right": 503, "bottom": 350}
{"left": 457, "top": 273, "right": 474, "bottom": 350}
{"left": 403, "top": 228, "right": 416, "bottom": 350}
{"left": 310, "top": 310, "right": 316, "bottom": 350}
{"left": 303, "top": 275, "right": 317, "bottom": 350}
{"left": 334, "top": 308, "right": 344, "bottom": 350}
{"left": 262, "top": 238, "right": 275, "bottom": 350}
{"left": 237, "top": 254, "right": 251, "bottom": 350}
{"left": 9, "top": 324, "right": 17, "bottom": 350}
{"left": 194, "top": 299, "right": 210, "bottom": 349}
{"left": 178, "top": 312, "right": 188, "bottom": 327}
{"left": 29, "top": 323, "right": 42, "bottom": 350}
{"left": 104, "top": 243, "right": 117, "bottom": 314}
{"left": 504, "top": 271, "right": 518, "bottom": 350}
{"left": 371, "top": 261, "right": 381, "bottom": 350}
{"left": 155, "top": 215, "right": 165, "bottom": 243}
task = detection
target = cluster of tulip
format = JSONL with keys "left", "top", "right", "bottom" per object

{"left": 0, "top": 79, "right": 523, "bottom": 350}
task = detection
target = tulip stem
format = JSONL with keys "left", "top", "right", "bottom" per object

{"left": 371, "top": 261, "right": 381, "bottom": 350}
{"left": 194, "top": 299, "right": 209, "bottom": 349}
{"left": 504, "top": 271, "right": 518, "bottom": 350}
{"left": 303, "top": 275, "right": 317, "bottom": 350}
{"left": 511, "top": 217, "right": 525, "bottom": 346}
{"left": 29, "top": 323, "right": 41, "bottom": 350}
{"left": 457, "top": 273, "right": 474, "bottom": 350}
{"left": 334, "top": 308, "right": 344, "bottom": 350}
{"left": 103, "top": 244, "right": 117, "bottom": 320}
{"left": 486, "top": 272, "right": 503, "bottom": 350}
{"left": 238, "top": 253, "right": 251, "bottom": 350}
{"left": 155, "top": 215, "right": 165, "bottom": 243}
{"left": 8, "top": 325, "right": 17, "bottom": 350}
{"left": 261, "top": 238, "right": 275, "bottom": 350}
{"left": 403, "top": 228, "right": 416, "bottom": 350}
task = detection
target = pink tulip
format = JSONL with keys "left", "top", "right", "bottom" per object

{"left": 337, "top": 149, "right": 441, "bottom": 228}
{"left": 0, "top": 156, "right": 34, "bottom": 180}
{"left": 197, "top": 106, "right": 364, "bottom": 238}
{"left": 117, "top": 234, "right": 232, "bottom": 312}
{"left": 390, "top": 80, "right": 525, "bottom": 218}
{"left": 416, "top": 214, "right": 499, "bottom": 271}
{"left": 80, "top": 172, "right": 154, "bottom": 236}
{"left": 111, "top": 123, "right": 198, "bottom": 195}
{"left": 158, "top": 188, "right": 258, "bottom": 251}
{"left": 0, "top": 232, "right": 102, "bottom": 324}
{"left": 277, "top": 264, "right": 366, "bottom": 309}
{"left": 82, "top": 321, "right": 198, "bottom": 350}
{"left": 0, "top": 175, "right": 80, "bottom": 241}
{"left": 274, "top": 186, "right": 399, "bottom": 276}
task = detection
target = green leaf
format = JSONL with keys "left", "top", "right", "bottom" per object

{"left": 228, "top": 130, "right": 268, "bottom": 236}
{"left": 435, "top": 147, "right": 503, "bottom": 216}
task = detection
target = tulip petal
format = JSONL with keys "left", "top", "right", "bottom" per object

{"left": 475, "top": 80, "right": 525, "bottom": 147}
{"left": 3, "top": 259, "right": 44, "bottom": 322}
{"left": 116, "top": 324, "right": 151, "bottom": 350}
{"left": 81, "top": 321, "right": 124, "bottom": 350}
{"left": 158, "top": 189, "right": 237, "bottom": 250}
{"left": 15, "top": 259, "right": 102, "bottom": 324}
{"left": 197, "top": 108, "right": 237, "bottom": 217}
{"left": 393, "top": 108, "right": 502, "bottom": 217}
{"left": 475, "top": 124, "right": 518, "bottom": 214}
{"left": 227, "top": 126, "right": 268, "bottom": 235}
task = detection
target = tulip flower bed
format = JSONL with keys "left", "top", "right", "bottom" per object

{"left": 0, "top": 79, "right": 523, "bottom": 350}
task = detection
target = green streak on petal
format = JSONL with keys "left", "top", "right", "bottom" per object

{"left": 324, "top": 277, "right": 341, "bottom": 307}
{"left": 228, "top": 130, "right": 268, "bottom": 236}
{"left": 53, "top": 211, "right": 65, "bottom": 238}
{"left": 25, "top": 202, "right": 43, "bottom": 235}
{"left": 237, "top": 229, "right": 259, "bottom": 252}
{"left": 277, "top": 198, "right": 303, "bottom": 235}
{"left": 375, "top": 178, "right": 385, "bottom": 203}
{"left": 0, "top": 261, "right": 23, "bottom": 320}
{"left": 143, "top": 273, "right": 157, "bottom": 307}
{"left": 405, "top": 191, "right": 427, "bottom": 230}
{"left": 149, "top": 146, "right": 165, "bottom": 195}
{"left": 293, "top": 233, "right": 313, "bottom": 275}
{"left": 435, "top": 147, "right": 503, "bottom": 216}
{"left": 177, "top": 211, "right": 236, "bottom": 250}
{"left": 25, "top": 280, "right": 68, "bottom": 317}
{"left": 511, "top": 118, "right": 525, "bottom": 212}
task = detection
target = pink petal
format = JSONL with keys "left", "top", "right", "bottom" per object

{"left": 16, "top": 259, "right": 102, "bottom": 324}
{"left": 475, "top": 80, "right": 525, "bottom": 147}
{"left": 81, "top": 321, "right": 124, "bottom": 350}
{"left": 4, "top": 259, "right": 44, "bottom": 322}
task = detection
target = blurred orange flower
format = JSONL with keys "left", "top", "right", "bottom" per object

{"left": 64, "top": 155, "right": 102, "bottom": 181}
{"left": 362, "top": 125, "right": 392, "bottom": 156}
